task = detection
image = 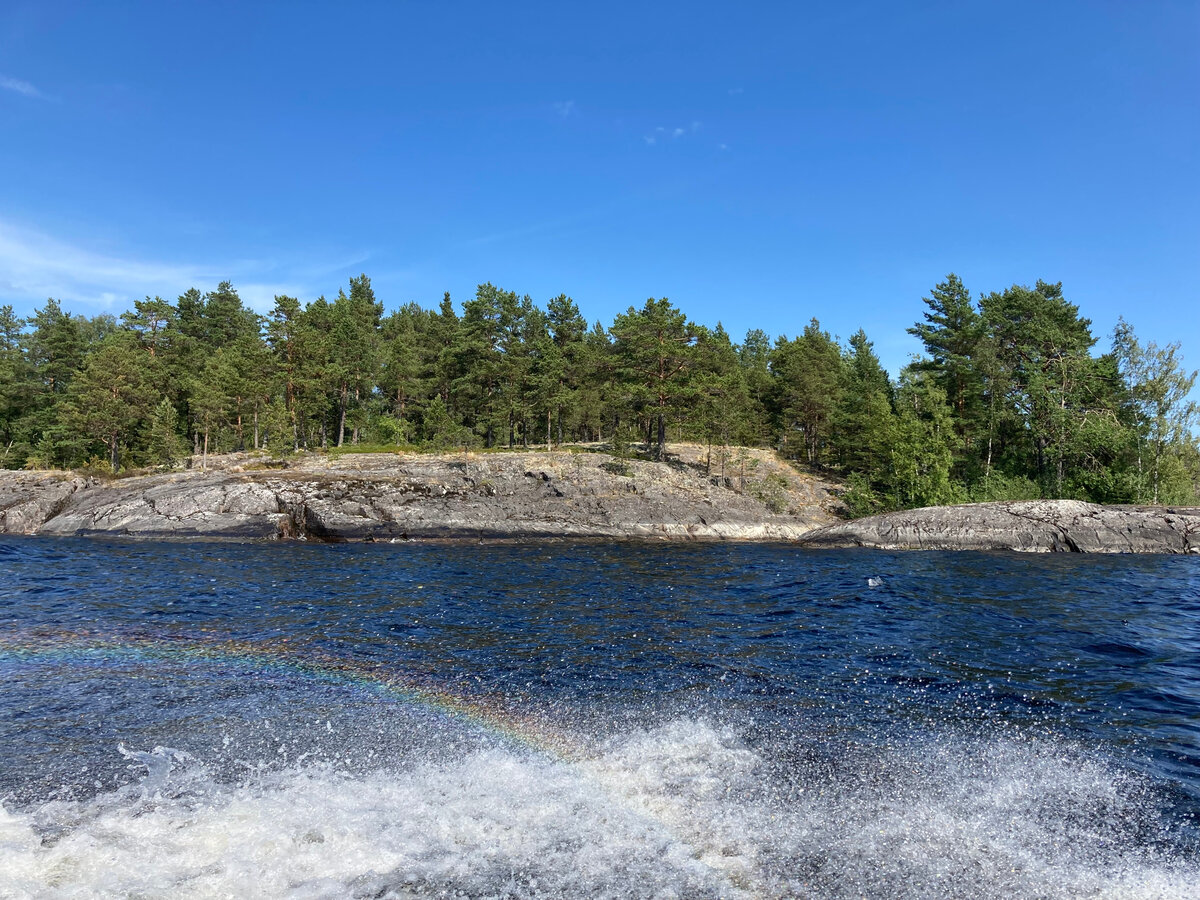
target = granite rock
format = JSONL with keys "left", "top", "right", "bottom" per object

{"left": 797, "top": 500, "right": 1200, "bottom": 554}
{"left": 1, "top": 447, "right": 840, "bottom": 542}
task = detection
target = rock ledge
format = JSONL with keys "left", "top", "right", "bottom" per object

{"left": 797, "top": 500, "right": 1200, "bottom": 554}
{"left": 0, "top": 447, "right": 839, "bottom": 543}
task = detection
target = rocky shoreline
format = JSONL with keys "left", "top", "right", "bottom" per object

{"left": 0, "top": 447, "right": 839, "bottom": 542}
{"left": 4, "top": 453, "right": 1198, "bottom": 553}
{"left": 796, "top": 499, "right": 1200, "bottom": 555}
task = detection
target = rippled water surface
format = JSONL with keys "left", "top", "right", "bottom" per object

{"left": 2, "top": 537, "right": 1199, "bottom": 898}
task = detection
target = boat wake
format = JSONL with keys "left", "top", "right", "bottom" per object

{"left": 1, "top": 719, "right": 1195, "bottom": 899}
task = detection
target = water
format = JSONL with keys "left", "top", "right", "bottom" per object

{"left": 1, "top": 537, "right": 1199, "bottom": 898}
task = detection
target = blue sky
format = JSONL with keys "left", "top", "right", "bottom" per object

{"left": 0, "top": 1, "right": 1196, "bottom": 379}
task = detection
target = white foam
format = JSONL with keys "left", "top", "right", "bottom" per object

{"left": 0, "top": 721, "right": 1195, "bottom": 899}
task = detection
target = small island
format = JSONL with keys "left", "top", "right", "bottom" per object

{"left": 2, "top": 275, "right": 1197, "bottom": 553}
{"left": 3, "top": 446, "right": 1198, "bottom": 552}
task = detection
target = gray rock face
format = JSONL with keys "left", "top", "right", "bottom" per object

{"left": 0, "top": 473, "right": 92, "bottom": 534}
{"left": 798, "top": 500, "right": 1200, "bottom": 554}
{"left": 2, "top": 448, "right": 840, "bottom": 542}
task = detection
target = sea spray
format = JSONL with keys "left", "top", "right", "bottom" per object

{"left": 1, "top": 721, "right": 1196, "bottom": 899}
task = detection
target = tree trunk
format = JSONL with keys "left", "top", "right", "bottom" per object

{"left": 337, "top": 383, "right": 347, "bottom": 447}
{"left": 547, "top": 409, "right": 552, "bottom": 451}
{"left": 109, "top": 433, "right": 119, "bottom": 474}
{"left": 352, "top": 385, "right": 360, "bottom": 445}
{"left": 1153, "top": 443, "right": 1161, "bottom": 505}
{"left": 202, "top": 430, "right": 209, "bottom": 472}
{"left": 656, "top": 413, "right": 666, "bottom": 461}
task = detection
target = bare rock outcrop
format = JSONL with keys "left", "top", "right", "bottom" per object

{"left": 797, "top": 500, "right": 1200, "bottom": 554}
{"left": 0, "top": 473, "right": 92, "bottom": 534}
{"left": 2, "top": 447, "right": 841, "bottom": 542}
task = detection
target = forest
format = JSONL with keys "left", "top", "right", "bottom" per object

{"left": 1, "top": 273, "right": 1197, "bottom": 513}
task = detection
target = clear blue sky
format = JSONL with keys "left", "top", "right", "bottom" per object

{"left": 1, "top": 1, "right": 1196, "bottom": 379}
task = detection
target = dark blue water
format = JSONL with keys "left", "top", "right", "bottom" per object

{"left": 2, "top": 537, "right": 1199, "bottom": 898}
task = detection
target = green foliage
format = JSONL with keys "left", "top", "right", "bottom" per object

{"left": 841, "top": 472, "right": 885, "bottom": 518}
{"left": 1113, "top": 317, "right": 1199, "bottom": 503}
{"left": 968, "top": 472, "right": 1042, "bottom": 503}
{"left": 772, "top": 319, "right": 843, "bottom": 464}
{"left": 63, "top": 332, "right": 156, "bottom": 472}
{"left": 884, "top": 371, "right": 964, "bottom": 509}
{"left": 262, "top": 398, "right": 295, "bottom": 460}
{"left": 4, "top": 272, "right": 1196, "bottom": 515}
{"left": 610, "top": 297, "right": 697, "bottom": 460}
{"left": 747, "top": 472, "right": 790, "bottom": 514}
{"left": 147, "top": 397, "right": 184, "bottom": 467}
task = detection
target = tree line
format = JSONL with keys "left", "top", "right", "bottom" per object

{"left": 1, "top": 273, "right": 1197, "bottom": 511}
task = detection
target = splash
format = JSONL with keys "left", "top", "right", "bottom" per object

{"left": 0, "top": 626, "right": 573, "bottom": 757}
{"left": 2, "top": 627, "right": 1198, "bottom": 898}
{"left": 0, "top": 627, "right": 767, "bottom": 895}
{"left": 1, "top": 721, "right": 1198, "bottom": 898}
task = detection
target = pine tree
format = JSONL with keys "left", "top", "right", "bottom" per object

{"left": 771, "top": 319, "right": 844, "bottom": 464}
{"left": 833, "top": 329, "right": 894, "bottom": 476}
{"left": 884, "top": 369, "right": 962, "bottom": 508}
{"left": 120, "top": 296, "right": 177, "bottom": 359}
{"left": 693, "top": 323, "right": 753, "bottom": 473}
{"left": 981, "top": 281, "right": 1111, "bottom": 497}
{"left": 907, "top": 274, "right": 981, "bottom": 424}
{"left": 147, "top": 396, "right": 184, "bottom": 467}
{"left": 63, "top": 333, "right": 155, "bottom": 472}
{"left": 610, "top": 298, "right": 696, "bottom": 460}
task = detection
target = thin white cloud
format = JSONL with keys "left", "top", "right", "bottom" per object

{"left": 0, "top": 75, "right": 45, "bottom": 99}
{"left": 0, "top": 219, "right": 339, "bottom": 314}
{"left": 644, "top": 122, "right": 703, "bottom": 146}
{"left": 552, "top": 100, "right": 576, "bottom": 118}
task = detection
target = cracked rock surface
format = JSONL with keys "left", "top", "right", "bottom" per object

{"left": 798, "top": 500, "right": 1200, "bottom": 554}
{"left": 0, "top": 447, "right": 841, "bottom": 542}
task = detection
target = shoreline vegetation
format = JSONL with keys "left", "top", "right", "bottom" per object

{"left": 2, "top": 444, "right": 1197, "bottom": 553}
{"left": 1, "top": 273, "right": 1197, "bottom": 521}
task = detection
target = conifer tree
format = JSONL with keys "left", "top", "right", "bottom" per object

{"left": 64, "top": 332, "right": 155, "bottom": 472}
{"left": 610, "top": 298, "right": 696, "bottom": 460}
{"left": 771, "top": 319, "right": 844, "bottom": 464}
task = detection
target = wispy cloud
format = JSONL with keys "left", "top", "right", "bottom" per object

{"left": 553, "top": 99, "right": 576, "bottom": 118}
{"left": 0, "top": 219, "right": 343, "bottom": 314}
{"left": 0, "top": 75, "right": 46, "bottom": 100}
{"left": 643, "top": 121, "right": 702, "bottom": 147}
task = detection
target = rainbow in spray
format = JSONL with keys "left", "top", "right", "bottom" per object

{"left": 0, "top": 624, "right": 579, "bottom": 759}
{"left": 1, "top": 624, "right": 770, "bottom": 894}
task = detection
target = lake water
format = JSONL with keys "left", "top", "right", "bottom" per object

{"left": 1, "top": 537, "right": 1199, "bottom": 898}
